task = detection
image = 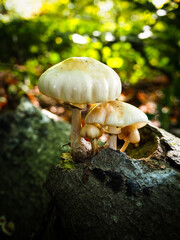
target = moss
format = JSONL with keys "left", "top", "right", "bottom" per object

{"left": 57, "top": 152, "right": 76, "bottom": 171}
{"left": 119, "top": 126, "right": 169, "bottom": 170}
{"left": 123, "top": 126, "right": 159, "bottom": 159}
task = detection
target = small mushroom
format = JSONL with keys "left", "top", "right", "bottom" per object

{"left": 80, "top": 124, "right": 103, "bottom": 154}
{"left": 118, "top": 125, "right": 141, "bottom": 152}
{"left": 85, "top": 100, "right": 148, "bottom": 151}
{"left": 38, "top": 57, "right": 121, "bottom": 158}
{"left": 117, "top": 116, "right": 149, "bottom": 152}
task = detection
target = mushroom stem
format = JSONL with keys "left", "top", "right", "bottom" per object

{"left": 120, "top": 140, "right": 130, "bottom": 152}
{"left": 91, "top": 139, "right": 98, "bottom": 155}
{"left": 71, "top": 107, "right": 82, "bottom": 151}
{"left": 107, "top": 126, "right": 118, "bottom": 150}
{"left": 109, "top": 134, "right": 117, "bottom": 150}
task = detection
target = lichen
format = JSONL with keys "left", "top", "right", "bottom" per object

{"left": 141, "top": 158, "right": 167, "bottom": 170}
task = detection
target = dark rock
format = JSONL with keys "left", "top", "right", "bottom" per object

{"left": 46, "top": 125, "right": 180, "bottom": 240}
{"left": 0, "top": 97, "right": 71, "bottom": 240}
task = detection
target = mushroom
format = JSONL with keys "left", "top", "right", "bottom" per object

{"left": 118, "top": 122, "right": 147, "bottom": 152}
{"left": 85, "top": 100, "right": 148, "bottom": 151}
{"left": 38, "top": 57, "right": 121, "bottom": 158}
{"left": 80, "top": 124, "right": 103, "bottom": 154}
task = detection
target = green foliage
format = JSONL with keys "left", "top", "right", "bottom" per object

{"left": 0, "top": 0, "right": 179, "bottom": 129}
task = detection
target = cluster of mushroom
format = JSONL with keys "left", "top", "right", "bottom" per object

{"left": 83, "top": 100, "right": 148, "bottom": 154}
{"left": 38, "top": 57, "right": 148, "bottom": 158}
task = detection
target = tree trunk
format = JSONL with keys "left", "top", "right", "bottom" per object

{"left": 46, "top": 124, "right": 180, "bottom": 240}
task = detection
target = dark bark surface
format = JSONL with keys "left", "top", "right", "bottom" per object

{"left": 46, "top": 124, "right": 180, "bottom": 240}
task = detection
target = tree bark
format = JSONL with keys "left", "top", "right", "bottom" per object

{"left": 46, "top": 124, "right": 180, "bottom": 240}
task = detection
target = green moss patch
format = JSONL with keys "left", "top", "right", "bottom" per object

{"left": 57, "top": 152, "right": 76, "bottom": 171}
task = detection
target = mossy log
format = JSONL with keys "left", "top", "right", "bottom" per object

{"left": 46, "top": 124, "right": 180, "bottom": 240}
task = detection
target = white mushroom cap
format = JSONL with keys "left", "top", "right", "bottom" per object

{"left": 85, "top": 100, "right": 148, "bottom": 129}
{"left": 80, "top": 124, "right": 102, "bottom": 140}
{"left": 38, "top": 57, "right": 121, "bottom": 104}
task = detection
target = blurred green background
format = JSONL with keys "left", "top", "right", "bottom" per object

{"left": 0, "top": 0, "right": 180, "bottom": 131}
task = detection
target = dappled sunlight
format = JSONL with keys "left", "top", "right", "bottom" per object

{"left": 156, "top": 9, "right": 167, "bottom": 16}
{"left": 0, "top": 0, "right": 179, "bottom": 132}
{"left": 105, "top": 32, "right": 115, "bottom": 42}
{"left": 138, "top": 26, "right": 153, "bottom": 39}
{"left": 72, "top": 33, "right": 87, "bottom": 44}
{"left": 5, "top": 0, "right": 43, "bottom": 18}
{"left": 152, "top": 0, "right": 169, "bottom": 8}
